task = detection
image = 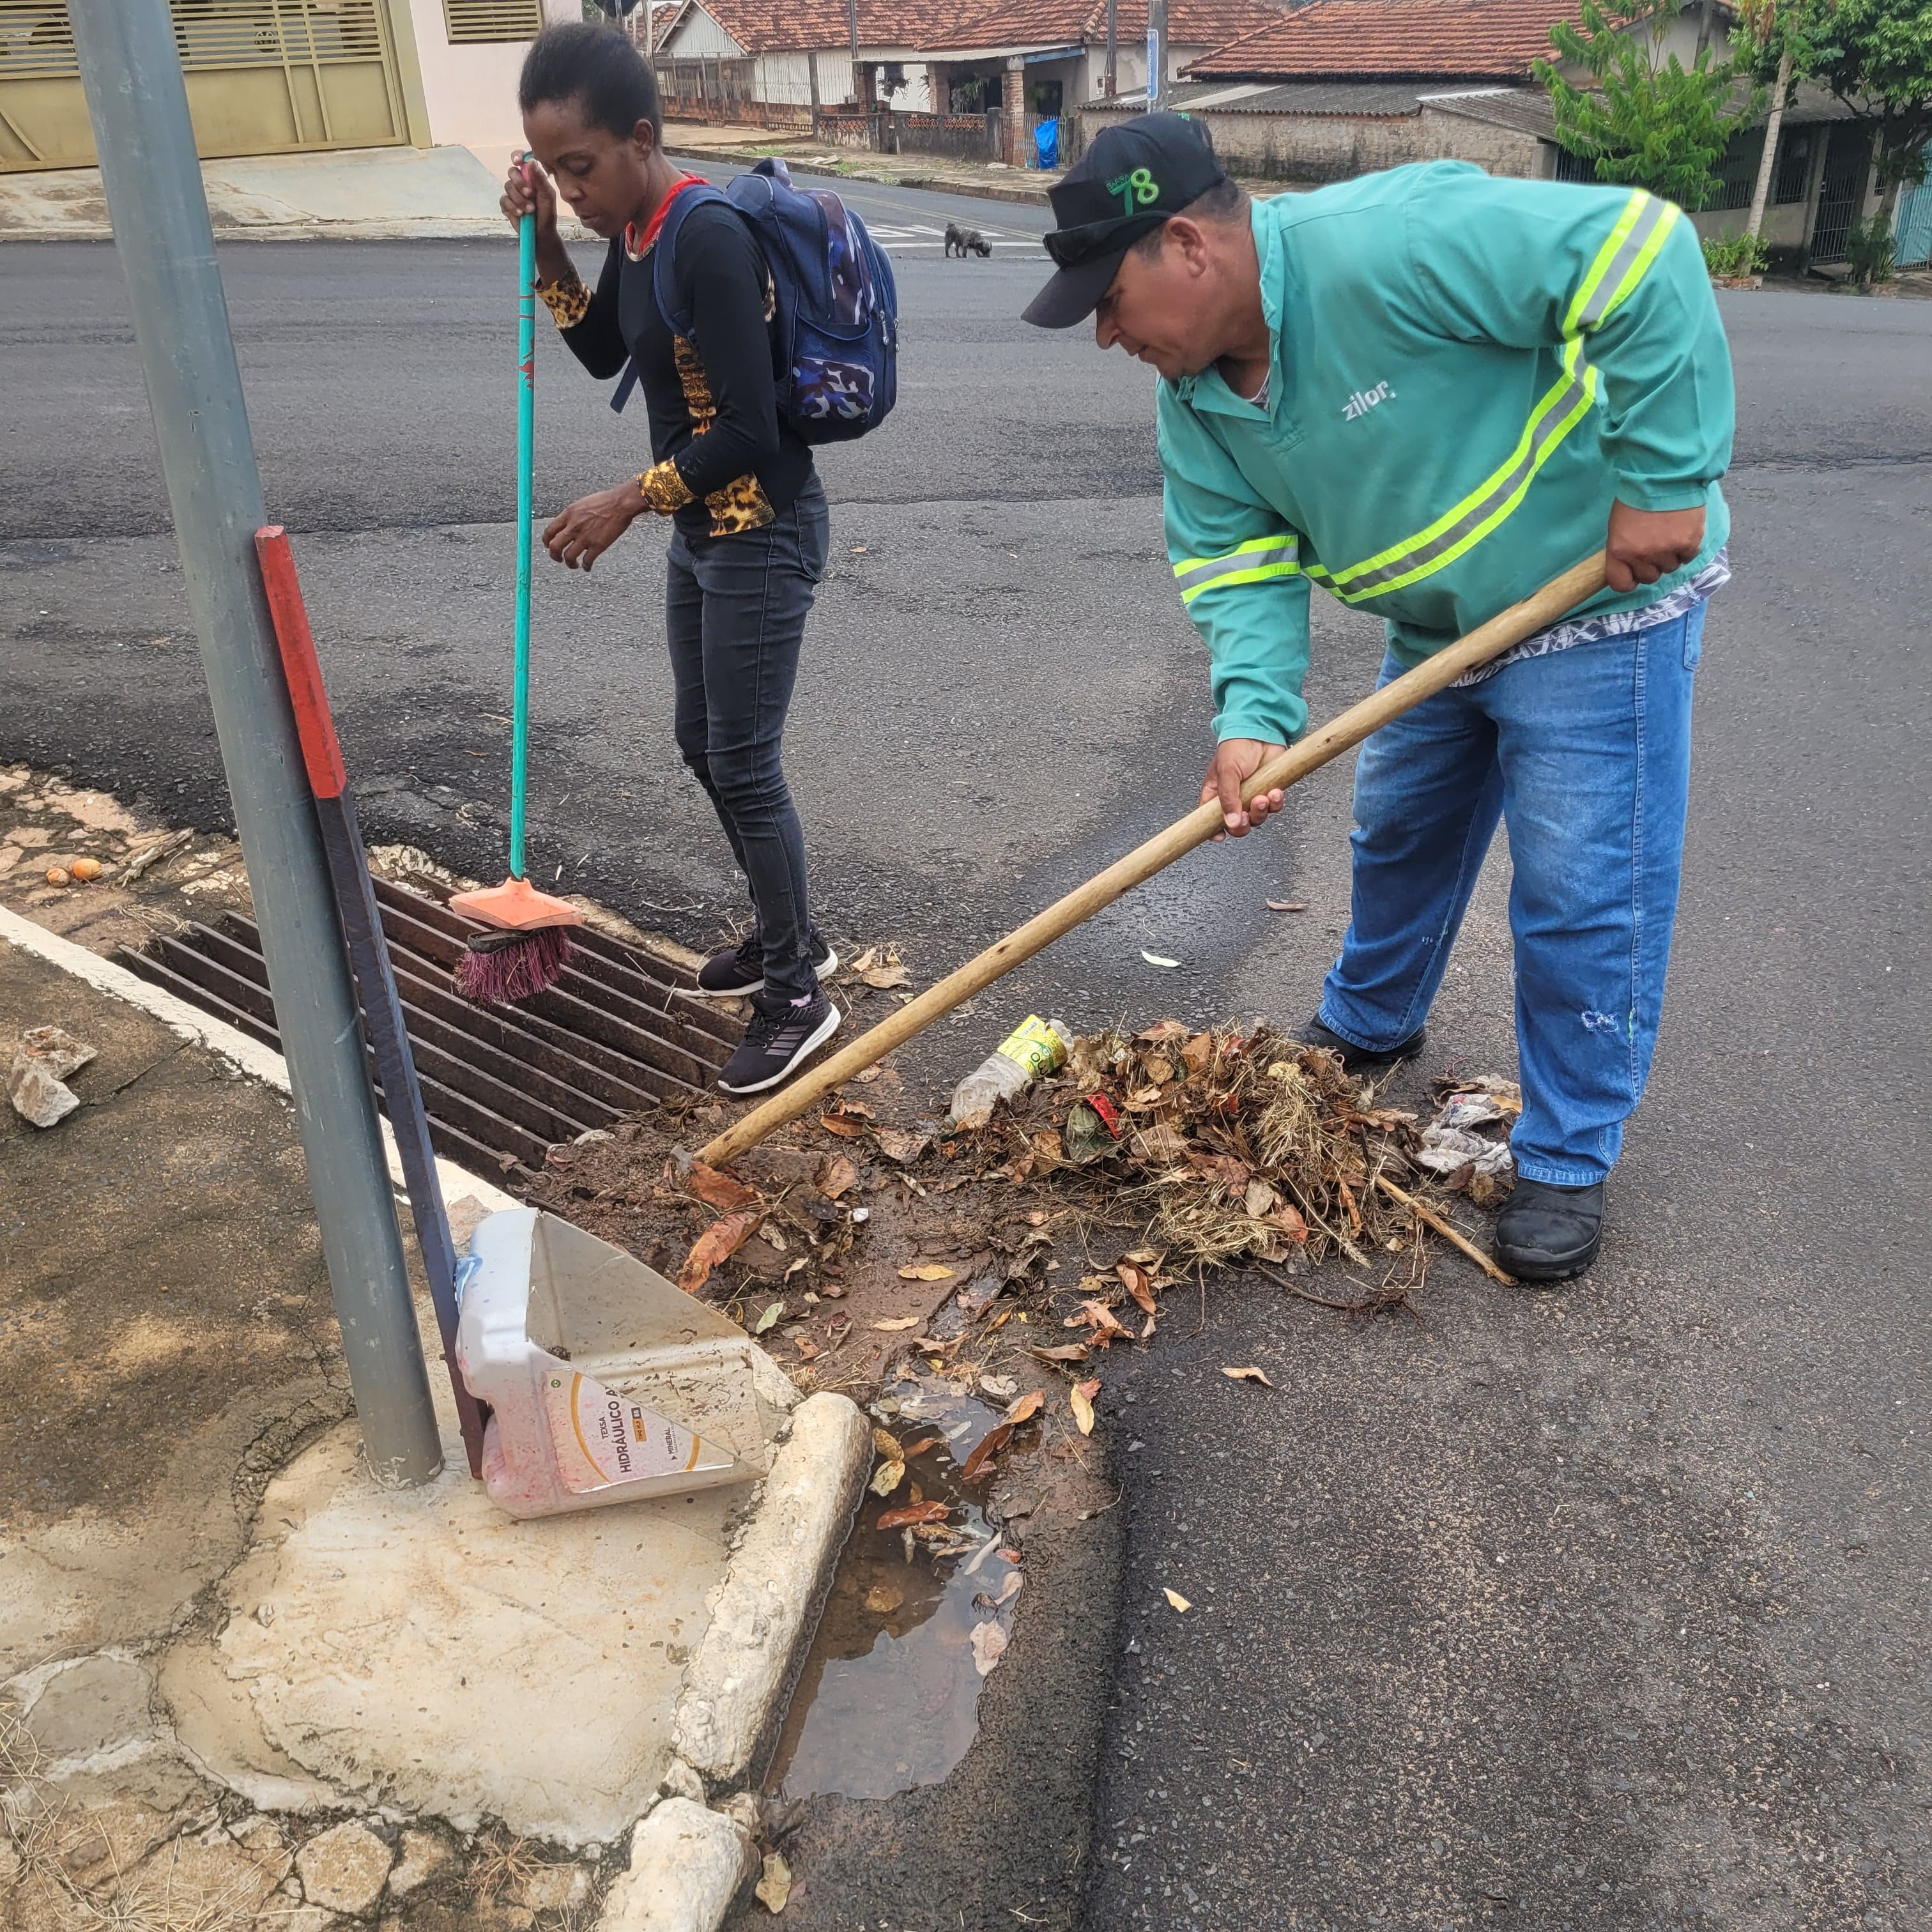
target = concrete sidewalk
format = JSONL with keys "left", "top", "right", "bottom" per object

{"left": 0, "top": 907, "right": 867, "bottom": 1932}
{"left": 0, "top": 126, "right": 1049, "bottom": 243}
{"left": 0, "top": 142, "right": 521, "bottom": 243}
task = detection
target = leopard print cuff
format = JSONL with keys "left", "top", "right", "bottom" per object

{"left": 638, "top": 461, "right": 695, "bottom": 515}
{"left": 537, "top": 270, "right": 591, "bottom": 330}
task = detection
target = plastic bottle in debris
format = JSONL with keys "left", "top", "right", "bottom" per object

{"left": 948, "top": 1015, "right": 1070, "bottom": 1126}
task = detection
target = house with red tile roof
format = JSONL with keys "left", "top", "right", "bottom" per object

{"left": 654, "top": 0, "right": 1287, "bottom": 159}
{"left": 1080, "top": 0, "right": 1871, "bottom": 268}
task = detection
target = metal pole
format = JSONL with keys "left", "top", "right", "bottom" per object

{"left": 67, "top": 0, "right": 443, "bottom": 1488}
{"left": 1148, "top": 0, "right": 1165, "bottom": 109}
{"left": 1105, "top": 0, "right": 1117, "bottom": 97}
{"left": 847, "top": 0, "right": 860, "bottom": 103}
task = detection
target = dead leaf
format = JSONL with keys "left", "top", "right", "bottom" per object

{"left": 1141, "top": 949, "right": 1183, "bottom": 969}
{"left": 872, "top": 1425, "right": 905, "bottom": 1460}
{"left": 1163, "top": 1588, "right": 1192, "bottom": 1613}
{"left": 682, "top": 1160, "right": 761, "bottom": 1213}
{"left": 1222, "top": 1365, "right": 1275, "bottom": 1387}
{"left": 818, "top": 1114, "right": 863, "bottom": 1138}
{"left": 817, "top": 1154, "right": 859, "bottom": 1199}
{"left": 1243, "top": 1177, "right": 1278, "bottom": 1219}
{"left": 753, "top": 1301, "right": 784, "bottom": 1335}
{"left": 834, "top": 1099, "right": 876, "bottom": 1119}
{"left": 1130, "top": 1121, "right": 1191, "bottom": 1167}
{"left": 1029, "top": 1342, "right": 1091, "bottom": 1364}
{"left": 1266, "top": 898, "right": 1307, "bottom": 912}
{"left": 1071, "top": 1298, "right": 1132, "bottom": 1347}
{"left": 864, "top": 1583, "right": 904, "bottom": 1614}
{"left": 1005, "top": 1388, "right": 1046, "bottom": 1425}
{"left": 755, "top": 1850, "right": 792, "bottom": 1914}
{"left": 1071, "top": 1377, "right": 1099, "bottom": 1435}
{"left": 1180, "top": 1032, "right": 1216, "bottom": 1073}
{"left": 874, "top": 1126, "right": 931, "bottom": 1164}
{"left": 871, "top": 1315, "right": 921, "bottom": 1330}
{"left": 901, "top": 1434, "right": 944, "bottom": 1459}
{"left": 1117, "top": 1260, "right": 1158, "bottom": 1315}
{"left": 861, "top": 963, "right": 911, "bottom": 990}
{"left": 878, "top": 1499, "right": 951, "bottom": 1530}
{"left": 869, "top": 1459, "right": 906, "bottom": 1498}
{"left": 959, "top": 1422, "right": 1015, "bottom": 1484}
{"left": 678, "top": 1211, "right": 760, "bottom": 1293}
{"left": 1135, "top": 1020, "right": 1190, "bottom": 1043}
{"left": 970, "top": 1620, "right": 1009, "bottom": 1676}
{"left": 979, "top": 1372, "right": 1019, "bottom": 1399}
{"left": 795, "top": 1337, "right": 822, "bottom": 1360}
{"left": 898, "top": 1263, "right": 956, "bottom": 1282}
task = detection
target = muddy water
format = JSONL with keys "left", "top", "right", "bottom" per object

{"left": 765, "top": 1383, "right": 1025, "bottom": 1801}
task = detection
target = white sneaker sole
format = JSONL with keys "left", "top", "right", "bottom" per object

{"left": 716, "top": 1000, "right": 842, "bottom": 1095}
{"left": 689, "top": 947, "right": 839, "bottom": 1001}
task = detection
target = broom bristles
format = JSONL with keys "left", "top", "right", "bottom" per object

{"left": 453, "top": 925, "right": 573, "bottom": 1003}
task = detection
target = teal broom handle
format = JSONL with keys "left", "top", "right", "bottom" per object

{"left": 510, "top": 196, "right": 536, "bottom": 882}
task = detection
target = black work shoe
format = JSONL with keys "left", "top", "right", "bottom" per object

{"left": 717, "top": 992, "right": 841, "bottom": 1095}
{"left": 1494, "top": 1177, "right": 1606, "bottom": 1284}
{"left": 694, "top": 933, "right": 838, "bottom": 998}
{"left": 1297, "top": 1016, "right": 1427, "bottom": 1075}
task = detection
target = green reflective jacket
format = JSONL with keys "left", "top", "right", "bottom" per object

{"left": 1157, "top": 162, "right": 1734, "bottom": 745}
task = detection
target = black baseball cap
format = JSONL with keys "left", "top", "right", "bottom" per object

{"left": 1023, "top": 113, "right": 1229, "bottom": 329}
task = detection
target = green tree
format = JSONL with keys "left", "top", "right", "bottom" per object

{"left": 1537, "top": 0, "right": 1765, "bottom": 210}
{"left": 1738, "top": 0, "right": 1932, "bottom": 218}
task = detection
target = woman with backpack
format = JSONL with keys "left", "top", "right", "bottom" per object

{"left": 503, "top": 22, "right": 839, "bottom": 1095}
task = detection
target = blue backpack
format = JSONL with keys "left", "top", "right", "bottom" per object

{"left": 613, "top": 159, "right": 898, "bottom": 445}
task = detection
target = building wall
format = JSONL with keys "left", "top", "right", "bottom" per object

{"left": 663, "top": 8, "right": 746, "bottom": 57}
{"left": 404, "top": 0, "right": 576, "bottom": 148}
{"left": 1094, "top": 102, "right": 1545, "bottom": 185}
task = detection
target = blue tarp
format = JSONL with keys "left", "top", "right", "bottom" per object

{"left": 1034, "top": 119, "right": 1060, "bottom": 172}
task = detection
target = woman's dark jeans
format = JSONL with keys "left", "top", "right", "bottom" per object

{"left": 664, "top": 477, "right": 830, "bottom": 1009}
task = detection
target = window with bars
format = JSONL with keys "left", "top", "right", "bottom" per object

{"left": 443, "top": 0, "right": 542, "bottom": 43}
{"left": 1706, "top": 127, "right": 1765, "bottom": 211}
{"left": 1773, "top": 123, "right": 1817, "bottom": 204}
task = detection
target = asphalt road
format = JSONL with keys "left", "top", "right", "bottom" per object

{"left": 4, "top": 176, "right": 1930, "bottom": 1930}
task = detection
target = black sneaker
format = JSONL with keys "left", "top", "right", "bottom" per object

{"left": 1494, "top": 1177, "right": 1605, "bottom": 1284}
{"left": 717, "top": 992, "right": 841, "bottom": 1095}
{"left": 1296, "top": 1016, "right": 1427, "bottom": 1075}
{"left": 694, "top": 933, "right": 838, "bottom": 998}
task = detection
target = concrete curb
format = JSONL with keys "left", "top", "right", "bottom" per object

{"left": 675, "top": 1391, "right": 871, "bottom": 1782}
{"left": 665, "top": 144, "right": 1053, "bottom": 208}
{"left": 598, "top": 1799, "right": 756, "bottom": 1931}
{"left": 0, "top": 904, "right": 517, "bottom": 1220}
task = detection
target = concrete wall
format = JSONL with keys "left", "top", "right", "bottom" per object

{"left": 404, "top": 0, "right": 576, "bottom": 148}
{"left": 1093, "top": 102, "right": 1547, "bottom": 186}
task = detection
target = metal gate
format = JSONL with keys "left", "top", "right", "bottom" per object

{"left": 1897, "top": 168, "right": 1932, "bottom": 270}
{"left": 1808, "top": 121, "right": 1874, "bottom": 264}
{"left": 0, "top": 0, "right": 406, "bottom": 174}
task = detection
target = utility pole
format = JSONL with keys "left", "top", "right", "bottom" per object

{"left": 1148, "top": 0, "right": 1166, "bottom": 109}
{"left": 1105, "top": 0, "right": 1117, "bottom": 96}
{"left": 67, "top": 0, "right": 443, "bottom": 1488}
{"left": 848, "top": 0, "right": 861, "bottom": 102}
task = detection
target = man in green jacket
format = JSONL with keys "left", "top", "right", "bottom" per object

{"left": 1024, "top": 114, "right": 1733, "bottom": 1281}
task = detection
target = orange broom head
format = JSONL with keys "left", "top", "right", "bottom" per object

{"left": 448, "top": 873, "right": 585, "bottom": 933}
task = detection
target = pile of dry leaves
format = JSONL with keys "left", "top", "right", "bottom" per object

{"left": 962, "top": 1021, "right": 1518, "bottom": 1280}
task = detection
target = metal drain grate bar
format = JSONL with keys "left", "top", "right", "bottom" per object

{"left": 115, "top": 874, "right": 735, "bottom": 1177}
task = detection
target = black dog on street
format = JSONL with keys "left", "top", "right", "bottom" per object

{"left": 945, "top": 221, "right": 992, "bottom": 258}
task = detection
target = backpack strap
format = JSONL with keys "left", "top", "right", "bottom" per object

{"left": 609, "top": 181, "right": 732, "bottom": 415}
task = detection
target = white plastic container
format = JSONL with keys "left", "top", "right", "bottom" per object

{"left": 947, "top": 1014, "right": 1070, "bottom": 1126}
{"left": 457, "top": 1208, "right": 778, "bottom": 1520}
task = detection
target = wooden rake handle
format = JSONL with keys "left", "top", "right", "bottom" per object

{"left": 700, "top": 551, "right": 1609, "bottom": 1169}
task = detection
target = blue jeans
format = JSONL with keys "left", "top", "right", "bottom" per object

{"left": 1318, "top": 605, "right": 1706, "bottom": 1184}
{"left": 666, "top": 478, "right": 830, "bottom": 1009}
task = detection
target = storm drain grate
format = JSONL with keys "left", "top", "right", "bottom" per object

{"left": 116, "top": 875, "right": 735, "bottom": 1178}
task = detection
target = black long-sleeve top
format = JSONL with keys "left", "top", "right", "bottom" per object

{"left": 539, "top": 201, "right": 813, "bottom": 538}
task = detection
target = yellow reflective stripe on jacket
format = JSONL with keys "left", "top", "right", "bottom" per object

{"left": 1173, "top": 533, "right": 1301, "bottom": 606}
{"left": 1306, "top": 191, "right": 1677, "bottom": 606}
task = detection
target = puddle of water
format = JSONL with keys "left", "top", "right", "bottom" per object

{"left": 765, "top": 1382, "right": 1027, "bottom": 1801}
